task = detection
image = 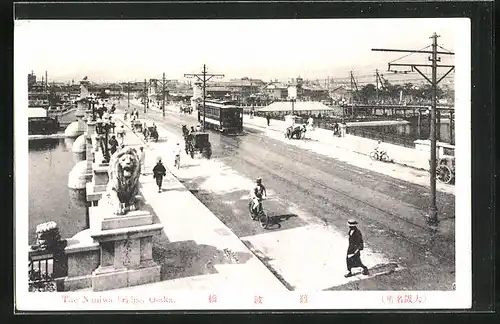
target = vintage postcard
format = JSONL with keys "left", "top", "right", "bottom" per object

{"left": 15, "top": 18, "right": 471, "bottom": 311}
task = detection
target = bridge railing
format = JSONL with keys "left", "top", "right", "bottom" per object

{"left": 28, "top": 241, "right": 68, "bottom": 292}
{"left": 346, "top": 127, "right": 416, "bottom": 148}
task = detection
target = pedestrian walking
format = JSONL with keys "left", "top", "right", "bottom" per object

{"left": 109, "top": 116, "right": 116, "bottom": 133}
{"left": 340, "top": 120, "right": 347, "bottom": 137}
{"left": 139, "top": 146, "right": 146, "bottom": 175}
{"left": 266, "top": 114, "right": 270, "bottom": 126}
{"left": 173, "top": 143, "right": 181, "bottom": 169}
{"left": 109, "top": 135, "right": 119, "bottom": 155}
{"left": 152, "top": 159, "right": 166, "bottom": 193}
{"left": 333, "top": 122, "right": 340, "bottom": 137}
{"left": 344, "top": 219, "right": 369, "bottom": 277}
{"left": 307, "top": 115, "right": 314, "bottom": 131}
{"left": 117, "top": 125, "right": 126, "bottom": 146}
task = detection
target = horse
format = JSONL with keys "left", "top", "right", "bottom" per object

{"left": 182, "top": 125, "right": 189, "bottom": 139}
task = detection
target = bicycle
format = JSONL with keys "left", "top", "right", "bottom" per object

{"left": 248, "top": 197, "right": 270, "bottom": 229}
{"left": 369, "top": 150, "right": 391, "bottom": 162}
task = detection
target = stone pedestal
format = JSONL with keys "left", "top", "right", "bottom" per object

{"left": 63, "top": 229, "right": 100, "bottom": 291}
{"left": 92, "top": 162, "right": 109, "bottom": 193}
{"left": 87, "top": 120, "right": 96, "bottom": 137}
{"left": 90, "top": 210, "right": 163, "bottom": 291}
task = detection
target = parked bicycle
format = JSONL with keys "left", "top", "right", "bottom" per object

{"left": 369, "top": 149, "right": 391, "bottom": 162}
{"left": 248, "top": 197, "right": 271, "bottom": 229}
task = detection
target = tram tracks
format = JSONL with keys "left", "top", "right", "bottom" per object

{"left": 215, "top": 138, "right": 455, "bottom": 265}
{"left": 136, "top": 108, "right": 454, "bottom": 264}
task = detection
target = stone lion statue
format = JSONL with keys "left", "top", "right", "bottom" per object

{"left": 105, "top": 147, "right": 141, "bottom": 215}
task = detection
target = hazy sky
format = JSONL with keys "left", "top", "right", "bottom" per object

{"left": 15, "top": 19, "right": 463, "bottom": 83}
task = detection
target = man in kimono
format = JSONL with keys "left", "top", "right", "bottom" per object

{"left": 345, "top": 219, "right": 369, "bottom": 277}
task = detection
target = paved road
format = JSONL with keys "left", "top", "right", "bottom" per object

{"left": 119, "top": 101, "right": 455, "bottom": 290}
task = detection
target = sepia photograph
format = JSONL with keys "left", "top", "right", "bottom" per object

{"left": 15, "top": 18, "right": 471, "bottom": 310}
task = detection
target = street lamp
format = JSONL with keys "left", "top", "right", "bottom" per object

{"left": 90, "top": 95, "right": 97, "bottom": 122}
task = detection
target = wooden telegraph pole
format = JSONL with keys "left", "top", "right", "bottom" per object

{"left": 184, "top": 64, "right": 224, "bottom": 131}
{"left": 372, "top": 32, "right": 455, "bottom": 225}
{"left": 350, "top": 71, "right": 359, "bottom": 116}
{"left": 127, "top": 81, "right": 130, "bottom": 110}
{"left": 162, "top": 73, "right": 166, "bottom": 117}
{"left": 143, "top": 79, "right": 147, "bottom": 114}
{"left": 150, "top": 74, "right": 168, "bottom": 118}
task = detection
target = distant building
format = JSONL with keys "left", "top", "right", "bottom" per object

{"left": 28, "top": 72, "right": 49, "bottom": 108}
{"left": 265, "top": 83, "right": 288, "bottom": 100}
{"left": 300, "top": 85, "right": 329, "bottom": 101}
{"left": 28, "top": 71, "right": 36, "bottom": 90}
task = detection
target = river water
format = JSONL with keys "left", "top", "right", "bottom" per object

{"left": 28, "top": 138, "right": 88, "bottom": 245}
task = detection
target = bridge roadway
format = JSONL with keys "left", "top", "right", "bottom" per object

{"left": 118, "top": 101, "right": 455, "bottom": 290}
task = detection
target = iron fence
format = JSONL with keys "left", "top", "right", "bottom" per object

{"left": 346, "top": 127, "right": 416, "bottom": 148}
{"left": 28, "top": 243, "right": 67, "bottom": 292}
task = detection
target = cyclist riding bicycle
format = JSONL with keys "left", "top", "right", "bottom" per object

{"left": 374, "top": 140, "right": 387, "bottom": 156}
{"left": 250, "top": 177, "right": 267, "bottom": 214}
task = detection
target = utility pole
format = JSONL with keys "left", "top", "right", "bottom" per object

{"left": 149, "top": 75, "right": 168, "bottom": 118}
{"left": 372, "top": 32, "right": 455, "bottom": 225}
{"left": 350, "top": 71, "right": 358, "bottom": 116}
{"left": 143, "top": 79, "right": 147, "bottom": 114}
{"left": 162, "top": 72, "right": 166, "bottom": 118}
{"left": 127, "top": 81, "right": 130, "bottom": 110}
{"left": 375, "top": 69, "right": 379, "bottom": 102}
{"left": 184, "top": 64, "right": 224, "bottom": 131}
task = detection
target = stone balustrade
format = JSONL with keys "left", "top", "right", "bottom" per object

{"left": 58, "top": 111, "right": 163, "bottom": 291}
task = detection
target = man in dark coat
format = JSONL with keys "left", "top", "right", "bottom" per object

{"left": 108, "top": 135, "right": 119, "bottom": 155}
{"left": 345, "top": 219, "right": 369, "bottom": 277}
{"left": 152, "top": 159, "right": 167, "bottom": 193}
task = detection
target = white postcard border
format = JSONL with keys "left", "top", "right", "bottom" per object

{"left": 15, "top": 18, "right": 471, "bottom": 311}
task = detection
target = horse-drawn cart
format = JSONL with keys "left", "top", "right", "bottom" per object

{"left": 142, "top": 124, "right": 159, "bottom": 142}
{"left": 284, "top": 115, "right": 307, "bottom": 139}
{"left": 436, "top": 156, "right": 455, "bottom": 184}
{"left": 131, "top": 119, "right": 143, "bottom": 133}
{"left": 186, "top": 132, "right": 212, "bottom": 159}
{"left": 285, "top": 124, "right": 307, "bottom": 139}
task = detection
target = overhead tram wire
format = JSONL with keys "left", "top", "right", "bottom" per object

{"left": 388, "top": 45, "right": 432, "bottom": 65}
{"left": 372, "top": 33, "right": 456, "bottom": 226}
{"left": 437, "top": 45, "right": 454, "bottom": 54}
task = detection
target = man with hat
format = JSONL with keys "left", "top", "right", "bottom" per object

{"left": 345, "top": 219, "right": 369, "bottom": 277}
{"left": 152, "top": 158, "right": 166, "bottom": 193}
